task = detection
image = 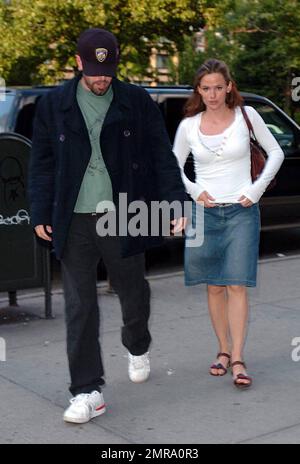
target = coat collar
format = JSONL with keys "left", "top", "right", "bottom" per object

{"left": 58, "top": 74, "right": 132, "bottom": 135}
{"left": 59, "top": 73, "right": 132, "bottom": 112}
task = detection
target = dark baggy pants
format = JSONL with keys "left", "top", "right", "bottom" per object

{"left": 61, "top": 213, "right": 151, "bottom": 396}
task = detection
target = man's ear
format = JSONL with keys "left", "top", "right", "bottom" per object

{"left": 75, "top": 55, "right": 83, "bottom": 71}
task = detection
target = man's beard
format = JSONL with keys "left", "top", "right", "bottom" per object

{"left": 86, "top": 78, "right": 110, "bottom": 96}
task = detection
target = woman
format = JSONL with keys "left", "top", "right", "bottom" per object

{"left": 173, "top": 59, "right": 284, "bottom": 388}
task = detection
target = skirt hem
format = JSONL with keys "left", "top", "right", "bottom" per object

{"left": 185, "top": 278, "right": 257, "bottom": 287}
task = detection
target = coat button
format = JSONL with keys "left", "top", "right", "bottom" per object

{"left": 132, "top": 163, "right": 139, "bottom": 170}
{"left": 124, "top": 130, "right": 131, "bottom": 137}
{"left": 59, "top": 134, "right": 65, "bottom": 142}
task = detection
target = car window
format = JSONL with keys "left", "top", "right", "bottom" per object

{"left": 0, "top": 94, "right": 15, "bottom": 132}
{"left": 248, "top": 101, "right": 296, "bottom": 156}
{"left": 157, "top": 95, "right": 196, "bottom": 181}
{"left": 158, "top": 97, "right": 188, "bottom": 143}
{"left": 15, "top": 101, "right": 38, "bottom": 140}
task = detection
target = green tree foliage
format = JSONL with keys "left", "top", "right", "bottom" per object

{"left": 175, "top": 0, "right": 300, "bottom": 115}
{"left": 0, "top": 0, "right": 202, "bottom": 85}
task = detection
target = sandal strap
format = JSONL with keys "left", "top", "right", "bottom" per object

{"left": 211, "top": 363, "right": 227, "bottom": 371}
{"left": 235, "top": 374, "right": 251, "bottom": 381}
{"left": 231, "top": 360, "right": 247, "bottom": 368}
{"left": 217, "top": 352, "right": 231, "bottom": 360}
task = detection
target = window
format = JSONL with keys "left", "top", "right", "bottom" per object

{"left": 0, "top": 94, "right": 15, "bottom": 132}
{"left": 15, "top": 100, "right": 38, "bottom": 140}
{"left": 158, "top": 97, "right": 187, "bottom": 143}
{"left": 156, "top": 54, "right": 169, "bottom": 70}
{"left": 249, "top": 101, "right": 296, "bottom": 156}
{"left": 158, "top": 96, "right": 195, "bottom": 181}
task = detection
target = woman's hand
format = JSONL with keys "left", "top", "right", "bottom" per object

{"left": 238, "top": 195, "right": 253, "bottom": 208}
{"left": 196, "top": 191, "right": 216, "bottom": 208}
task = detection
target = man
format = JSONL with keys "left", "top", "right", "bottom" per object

{"left": 28, "top": 28, "right": 186, "bottom": 424}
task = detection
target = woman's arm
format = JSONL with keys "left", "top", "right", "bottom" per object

{"left": 243, "top": 106, "right": 284, "bottom": 203}
{"left": 173, "top": 119, "right": 205, "bottom": 201}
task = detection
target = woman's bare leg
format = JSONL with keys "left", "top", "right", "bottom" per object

{"left": 207, "top": 285, "right": 230, "bottom": 374}
{"left": 227, "top": 285, "right": 251, "bottom": 386}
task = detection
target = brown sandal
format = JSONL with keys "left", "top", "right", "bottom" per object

{"left": 210, "top": 352, "right": 231, "bottom": 376}
{"left": 231, "top": 361, "right": 252, "bottom": 389}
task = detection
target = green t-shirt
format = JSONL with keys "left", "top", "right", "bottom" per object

{"left": 74, "top": 81, "right": 114, "bottom": 213}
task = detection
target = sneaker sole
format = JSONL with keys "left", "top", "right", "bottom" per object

{"left": 63, "top": 405, "right": 106, "bottom": 424}
{"left": 129, "top": 373, "right": 150, "bottom": 383}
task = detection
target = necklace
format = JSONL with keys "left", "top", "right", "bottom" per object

{"left": 198, "top": 131, "right": 230, "bottom": 157}
{"left": 198, "top": 111, "right": 235, "bottom": 157}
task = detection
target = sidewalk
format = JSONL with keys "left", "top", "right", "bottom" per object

{"left": 0, "top": 256, "right": 300, "bottom": 444}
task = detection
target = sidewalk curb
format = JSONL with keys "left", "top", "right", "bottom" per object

{"left": 0, "top": 254, "right": 299, "bottom": 305}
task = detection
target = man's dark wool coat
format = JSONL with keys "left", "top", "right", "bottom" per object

{"left": 28, "top": 74, "right": 187, "bottom": 259}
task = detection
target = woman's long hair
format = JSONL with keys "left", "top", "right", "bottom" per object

{"left": 184, "top": 59, "right": 243, "bottom": 117}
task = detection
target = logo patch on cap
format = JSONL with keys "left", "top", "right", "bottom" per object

{"left": 95, "top": 48, "right": 108, "bottom": 63}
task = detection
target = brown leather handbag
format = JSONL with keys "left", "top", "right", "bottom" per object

{"left": 241, "top": 106, "right": 276, "bottom": 190}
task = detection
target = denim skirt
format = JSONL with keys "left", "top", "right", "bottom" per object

{"left": 184, "top": 203, "right": 260, "bottom": 287}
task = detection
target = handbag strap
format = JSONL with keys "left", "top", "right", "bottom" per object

{"left": 241, "top": 106, "right": 256, "bottom": 141}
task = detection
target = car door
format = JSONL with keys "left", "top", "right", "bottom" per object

{"left": 245, "top": 97, "right": 300, "bottom": 228}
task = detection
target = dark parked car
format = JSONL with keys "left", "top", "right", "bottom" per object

{"left": 1, "top": 84, "right": 300, "bottom": 230}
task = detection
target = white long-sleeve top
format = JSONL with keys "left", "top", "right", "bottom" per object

{"left": 173, "top": 106, "right": 284, "bottom": 204}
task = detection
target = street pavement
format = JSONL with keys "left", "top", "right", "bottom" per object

{"left": 0, "top": 255, "right": 300, "bottom": 444}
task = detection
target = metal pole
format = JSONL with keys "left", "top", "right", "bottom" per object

{"left": 8, "top": 291, "right": 18, "bottom": 307}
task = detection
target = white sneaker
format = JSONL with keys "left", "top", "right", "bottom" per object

{"left": 128, "top": 352, "right": 150, "bottom": 383}
{"left": 63, "top": 391, "right": 106, "bottom": 424}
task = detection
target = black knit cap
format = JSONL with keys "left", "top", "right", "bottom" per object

{"left": 77, "top": 28, "right": 119, "bottom": 77}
